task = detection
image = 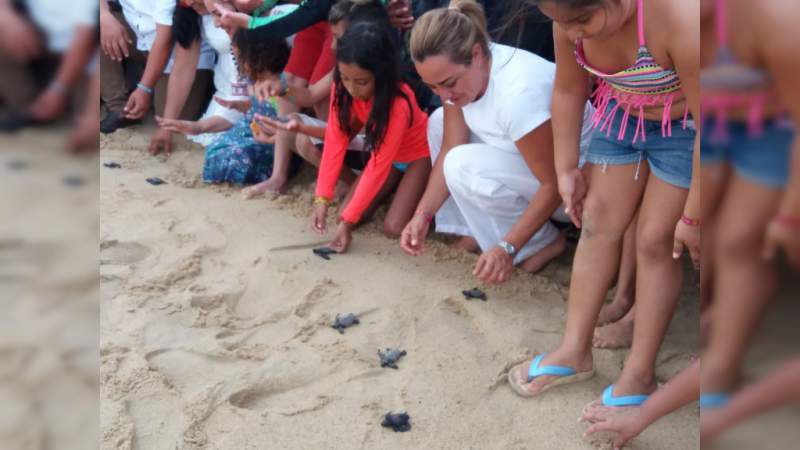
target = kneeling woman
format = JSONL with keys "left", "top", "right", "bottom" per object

{"left": 400, "top": 0, "right": 592, "bottom": 283}
{"left": 311, "top": 21, "right": 431, "bottom": 253}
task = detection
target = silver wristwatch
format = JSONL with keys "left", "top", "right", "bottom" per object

{"left": 498, "top": 240, "right": 517, "bottom": 257}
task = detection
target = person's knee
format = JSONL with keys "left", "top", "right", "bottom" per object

{"left": 580, "top": 197, "right": 628, "bottom": 243}
{"left": 636, "top": 220, "right": 675, "bottom": 261}
{"left": 382, "top": 217, "right": 405, "bottom": 238}
{"left": 716, "top": 219, "right": 765, "bottom": 261}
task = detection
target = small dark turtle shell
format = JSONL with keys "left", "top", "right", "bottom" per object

{"left": 381, "top": 412, "right": 411, "bottom": 432}
{"left": 462, "top": 288, "right": 487, "bottom": 301}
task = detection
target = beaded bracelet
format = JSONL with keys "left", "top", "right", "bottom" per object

{"left": 681, "top": 214, "right": 700, "bottom": 226}
{"left": 136, "top": 82, "right": 154, "bottom": 95}
{"left": 774, "top": 214, "right": 800, "bottom": 229}
{"left": 415, "top": 209, "right": 434, "bottom": 224}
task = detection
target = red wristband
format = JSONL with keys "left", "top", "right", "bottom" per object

{"left": 415, "top": 209, "right": 434, "bottom": 224}
{"left": 774, "top": 214, "right": 800, "bottom": 229}
{"left": 681, "top": 214, "right": 700, "bottom": 226}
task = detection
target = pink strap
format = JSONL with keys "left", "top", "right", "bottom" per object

{"left": 716, "top": 0, "right": 727, "bottom": 46}
{"left": 637, "top": 0, "right": 646, "bottom": 47}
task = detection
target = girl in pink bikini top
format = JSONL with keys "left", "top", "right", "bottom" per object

{"left": 572, "top": 0, "right": 688, "bottom": 143}
{"left": 700, "top": 0, "right": 775, "bottom": 140}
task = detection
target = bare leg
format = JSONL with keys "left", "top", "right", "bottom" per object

{"left": 606, "top": 174, "right": 689, "bottom": 404}
{"left": 596, "top": 214, "right": 639, "bottom": 325}
{"left": 702, "top": 174, "right": 781, "bottom": 395}
{"left": 518, "top": 232, "right": 567, "bottom": 273}
{"left": 242, "top": 80, "right": 306, "bottom": 198}
{"left": 382, "top": 158, "right": 432, "bottom": 237}
{"left": 593, "top": 304, "right": 635, "bottom": 349}
{"left": 338, "top": 169, "right": 403, "bottom": 226}
{"left": 510, "top": 162, "right": 648, "bottom": 395}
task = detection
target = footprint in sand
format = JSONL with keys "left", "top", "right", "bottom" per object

{"left": 100, "top": 240, "right": 151, "bottom": 265}
{"left": 228, "top": 382, "right": 334, "bottom": 416}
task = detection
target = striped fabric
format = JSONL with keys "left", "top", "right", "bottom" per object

{"left": 572, "top": 0, "right": 688, "bottom": 143}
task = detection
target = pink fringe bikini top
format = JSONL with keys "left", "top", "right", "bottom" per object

{"left": 575, "top": 0, "right": 689, "bottom": 143}
{"left": 700, "top": 0, "right": 773, "bottom": 140}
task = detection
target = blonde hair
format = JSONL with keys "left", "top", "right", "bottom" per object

{"left": 409, "top": 0, "right": 490, "bottom": 66}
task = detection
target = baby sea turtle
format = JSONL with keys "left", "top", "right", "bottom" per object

{"left": 103, "top": 161, "right": 122, "bottom": 169}
{"left": 381, "top": 411, "right": 411, "bottom": 432}
{"left": 331, "top": 313, "right": 359, "bottom": 333}
{"left": 7, "top": 159, "right": 27, "bottom": 170}
{"left": 462, "top": 288, "right": 487, "bottom": 301}
{"left": 146, "top": 177, "right": 167, "bottom": 185}
{"left": 378, "top": 348, "right": 407, "bottom": 369}
{"left": 313, "top": 246, "right": 337, "bottom": 260}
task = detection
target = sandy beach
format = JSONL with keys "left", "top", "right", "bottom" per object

{"left": 99, "top": 124, "right": 700, "bottom": 450}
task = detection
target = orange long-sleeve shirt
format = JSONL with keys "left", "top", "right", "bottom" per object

{"left": 315, "top": 83, "right": 430, "bottom": 224}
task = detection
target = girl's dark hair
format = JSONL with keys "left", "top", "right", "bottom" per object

{"left": 172, "top": 5, "right": 202, "bottom": 49}
{"left": 529, "top": 0, "right": 609, "bottom": 10}
{"left": 334, "top": 21, "right": 412, "bottom": 155}
{"left": 232, "top": 30, "right": 291, "bottom": 80}
{"left": 329, "top": 0, "right": 391, "bottom": 28}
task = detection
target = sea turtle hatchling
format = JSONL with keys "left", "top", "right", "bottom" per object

{"left": 331, "top": 313, "right": 359, "bottom": 333}
{"left": 381, "top": 411, "right": 411, "bottom": 432}
{"left": 462, "top": 288, "right": 487, "bottom": 301}
{"left": 313, "top": 246, "right": 337, "bottom": 260}
{"left": 378, "top": 348, "right": 407, "bottom": 369}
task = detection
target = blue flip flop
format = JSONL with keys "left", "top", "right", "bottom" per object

{"left": 508, "top": 353, "right": 595, "bottom": 398}
{"left": 699, "top": 392, "right": 731, "bottom": 409}
{"left": 601, "top": 384, "right": 650, "bottom": 407}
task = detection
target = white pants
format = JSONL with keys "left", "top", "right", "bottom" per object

{"left": 428, "top": 108, "right": 570, "bottom": 265}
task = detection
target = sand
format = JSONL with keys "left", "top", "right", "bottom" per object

{"left": 98, "top": 124, "right": 700, "bottom": 450}
{"left": 1, "top": 131, "right": 99, "bottom": 450}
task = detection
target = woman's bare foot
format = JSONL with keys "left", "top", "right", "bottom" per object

{"left": 519, "top": 232, "right": 567, "bottom": 273}
{"left": 242, "top": 176, "right": 287, "bottom": 199}
{"left": 593, "top": 306, "right": 635, "bottom": 349}
{"left": 451, "top": 236, "right": 480, "bottom": 253}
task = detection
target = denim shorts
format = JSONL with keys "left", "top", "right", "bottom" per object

{"left": 586, "top": 101, "right": 696, "bottom": 189}
{"left": 701, "top": 119, "right": 793, "bottom": 188}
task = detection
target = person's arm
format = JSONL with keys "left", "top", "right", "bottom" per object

{"left": 147, "top": 36, "right": 201, "bottom": 154}
{"left": 338, "top": 99, "right": 412, "bottom": 224}
{"left": 585, "top": 360, "right": 700, "bottom": 450}
{"left": 246, "top": 0, "right": 335, "bottom": 41}
{"left": 701, "top": 358, "right": 800, "bottom": 444}
{"left": 284, "top": 71, "right": 333, "bottom": 108}
{"left": 156, "top": 115, "right": 233, "bottom": 135}
{"left": 296, "top": 122, "right": 326, "bottom": 140}
{"left": 669, "top": 0, "right": 701, "bottom": 268}
{"left": 551, "top": 24, "right": 592, "bottom": 227}
{"left": 26, "top": 24, "right": 97, "bottom": 121}
{"left": 502, "top": 121, "right": 562, "bottom": 253}
{"left": 761, "top": 3, "right": 800, "bottom": 269}
{"left": 398, "top": 102, "right": 469, "bottom": 256}
{"left": 0, "top": 0, "right": 42, "bottom": 61}
{"left": 124, "top": 22, "right": 174, "bottom": 120}
{"left": 314, "top": 94, "right": 351, "bottom": 202}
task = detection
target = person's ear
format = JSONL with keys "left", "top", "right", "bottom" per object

{"left": 471, "top": 43, "right": 483, "bottom": 66}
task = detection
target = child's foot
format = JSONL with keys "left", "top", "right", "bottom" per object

{"left": 581, "top": 373, "right": 658, "bottom": 422}
{"left": 242, "top": 176, "right": 287, "bottom": 199}
{"left": 451, "top": 236, "right": 480, "bottom": 253}
{"left": 592, "top": 306, "right": 634, "bottom": 349}
{"left": 596, "top": 292, "right": 635, "bottom": 326}
{"left": 508, "top": 348, "right": 593, "bottom": 397}
{"left": 519, "top": 233, "right": 567, "bottom": 273}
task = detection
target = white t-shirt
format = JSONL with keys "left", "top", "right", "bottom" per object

{"left": 461, "top": 43, "right": 592, "bottom": 156}
{"left": 26, "top": 0, "right": 96, "bottom": 52}
{"left": 117, "top": 0, "right": 215, "bottom": 72}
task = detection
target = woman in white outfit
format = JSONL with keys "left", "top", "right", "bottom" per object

{"left": 400, "top": 0, "right": 592, "bottom": 283}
